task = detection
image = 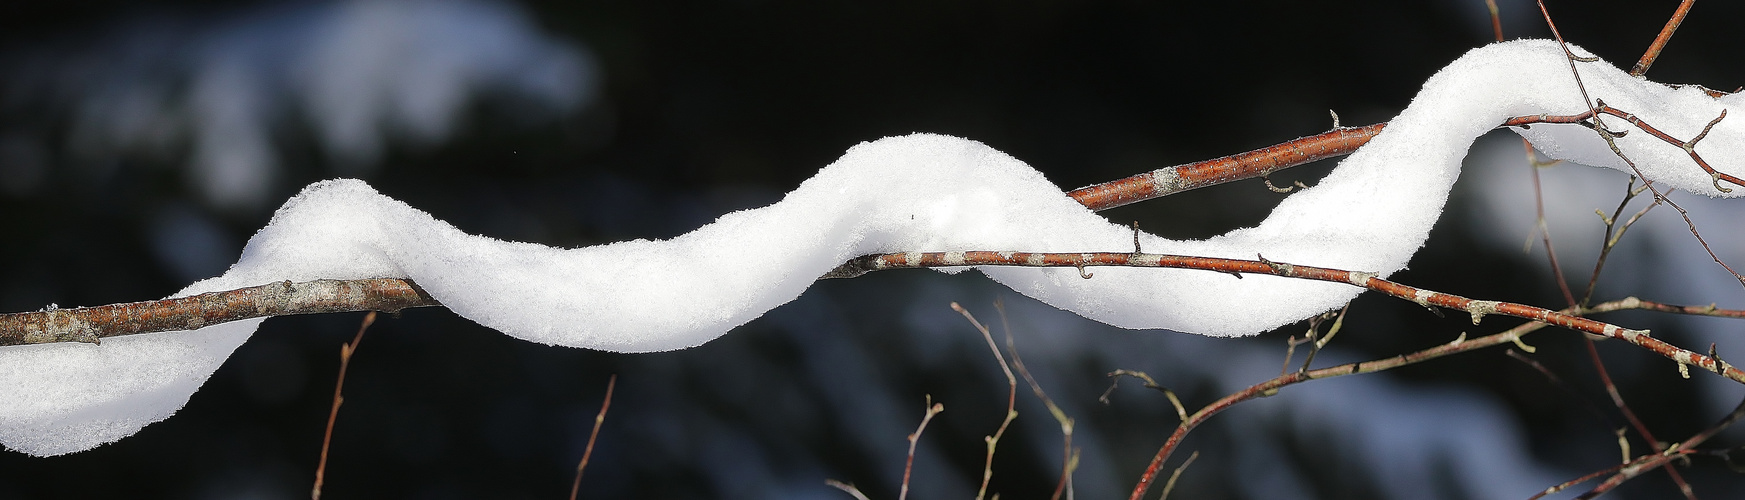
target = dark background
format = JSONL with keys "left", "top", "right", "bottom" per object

{"left": 2, "top": 1, "right": 1744, "bottom": 499}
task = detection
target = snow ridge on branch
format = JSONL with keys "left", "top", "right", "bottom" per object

{"left": 0, "top": 40, "right": 1741, "bottom": 457}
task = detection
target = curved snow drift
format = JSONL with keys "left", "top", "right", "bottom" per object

{"left": 2, "top": 40, "right": 1741, "bottom": 456}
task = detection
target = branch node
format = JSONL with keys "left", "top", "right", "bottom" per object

{"left": 1466, "top": 300, "right": 1501, "bottom": 325}
{"left": 1257, "top": 254, "right": 1292, "bottom": 275}
{"left": 1345, "top": 271, "right": 1377, "bottom": 286}
{"left": 1510, "top": 333, "right": 1538, "bottom": 354}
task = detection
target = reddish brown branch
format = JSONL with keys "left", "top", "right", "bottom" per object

{"left": 1066, "top": 123, "right": 1386, "bottom": 211}
{"left": 570, "top": 374, "right": 617, "bottom": 500}
{"left": 1503, "top": 106, "right": 1744, "bottom": 192}
{"left": 829, "top": 250, "right": 1745, "bottom": 384}
{"left": 0, "top": 278, "right": 438, "bottom": 346}
{"left": 312, "top": 311, "right": 375, "bottom": 500}
{"left": 2, "top": 126, "right": 1390, "bottom": 345}
{"left": 1630, "top": 0, "right": 1696, "bottom": 77}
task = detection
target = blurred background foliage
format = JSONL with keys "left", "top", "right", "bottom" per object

{"left": 2, "top": 1, "right": 1744, "bottom": 499}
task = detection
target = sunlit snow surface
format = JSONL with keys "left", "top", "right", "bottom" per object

{"left": 2, "top": 40, "right": 1742, "bottom": 456}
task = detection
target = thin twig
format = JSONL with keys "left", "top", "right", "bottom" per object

{"left": 1100, "top": 370, "right": 1188, "bottom": 423}
{"left": 1157, "top": 450, "right": 1199, "bottom": 500}
{"left": 1483, "top": 0, "right": 1503, "bottom": 42}
{"left": 825, "top": 480, "right": 874, "bottom": 500}
{"left": 1576, "top": 394, "right": 1745, "bottom": 499}
{"left": 1526, "top": 141, "right": 1578, "bottom": 306}
{"left": 569, "top": 374, "right": 617, "bottom": 500}
{"left": 1527, "top": 462, "right": 1630, "bottom": 500}
{"left": 1580, "top": 178, "right": 1654, "bottom": 307}
{"left": 1122, "top": 291, "right": 1745, "bottom": 500}
{"left": 833, "top": 250, "right": 1745, "bottom": 385}
{"left": 312, "top": 311, "right": 376, "bottom": 500}
{"left": 952, "top": 302, "right": 1019, "bottom": 500}
{"left": 995, "top": 300, "right": 1077, "bottom": 500}
{"left": 1504, "top": 349, "right": 1622, "bottom": 438}
{"left": 900, "top": 395, "right": 944, "bottom": 500}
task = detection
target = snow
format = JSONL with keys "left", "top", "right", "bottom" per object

{"left": 2, "top": 39, "right": 1742, "bottom": 456}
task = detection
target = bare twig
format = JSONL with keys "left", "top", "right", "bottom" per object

{"left": 1483, "top": 0, "right": 1503, "bottom": 42}
{"left": 1101, "top": 370, "right": 1187, "bottom": 423}
{"left": 826, "top": 480, "right": 874, "bottom": 500}
{"left": 569, "top": 374, "right": 617, "bottom": 500}
{"left": 1535, "top": 6, "right": 1721, "bottom": 494}
{"left": 1629, "top": 0, "right": 1697, "bottom": 77}
{"left": 901, "top": 396, "right": 944, "bottom": 500}
{"left": 1526, "top": 142, "right": 1579, "bottom": 306}
{"left": 0, "top": 278, "right": 437, "bottom": 345}
{"left": 1580, "top": 177, "right": 1655, "bottom": 306}
{"left": 832, "top": 250, "right": 1745, "bottom": 386}
{"left": 1157, "top": 450, "right": 1199, "bottom": 500}
{"left": 996, "top": 300, "right": 1078, "bottom": 500}
{"left": 1526, "top": 1, "right": 1745, "bottom": 292}
{"left": 952, "top": 302, "right": 1019, "bottom": 500}
{"left": 1575, "top": 394, "right": 1745, "bottom": 499}
{"left": 1066, "top": 123, "right": 1386, "bottom": 210}
{"left": 1505, "top": 349, "right": 1622, "bottom": 438}
{"left": 1122, "top": 291, "right": 1745, "bottom": 500}
{"left": 1527, "top": 462, "right": 1630, "bottom": 500}
{"left": 312, "top": 311, "right": 376, "bottom": 500}
{"left": 1502, "top": 107, "right": 1745, "bottom": 194}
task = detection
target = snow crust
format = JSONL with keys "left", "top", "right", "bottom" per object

{"left": 3, "top": 40, "right": 1742, "bottom": 456}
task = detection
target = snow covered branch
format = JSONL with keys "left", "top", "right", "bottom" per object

{"left": 2, "top": 39, "right": 1743, "bottom": 460}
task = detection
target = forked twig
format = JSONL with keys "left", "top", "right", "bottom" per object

{"left": 952, "top": 302, "right": 1019, "bottom": 500}
{"left": 900, "top": 396, "right": 944, "bottom": 500}
{"left": 995, "top": 300, "right": 1078, "bottom": 500}
{"left": 1100, "top": 369, "right": 1187, "bottom": 424}
{"left": 1573, "top": 394, "right": 1745, "bottom": 499}
{"left": 1122, "top": 293, "right": 1745, "bottom": 500}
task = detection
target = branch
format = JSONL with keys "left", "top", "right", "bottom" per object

{"left": 1629, "top": 0, "right": 1696, "bottom": 77}
{"left": 570, "top": 374, "right": 617, "bottom": 500}
{"left": 311, "top": 311, "right": 375, "bottom": 500}
{"left": 1503, "top": 105, "right": 1744, "bottom": 192}
{"left": 1066, "top": 123, "right": 1384, "bottom": 210}
{"left": 952, "top": 302, "right": 1019, "bottom": 500}
{"left": 1, "top": 126, "right": 1387, "bottom": 344}
{"left": 828, "top": 250, "right": 1745, "bottom": 385}
{"left": 1573, "top": 394, "right": 1745, "bottom": 499}
{"left": 1121, "top": 293, "right": 1745, "bottom": 500}
{"left": 0, "top": 278, "right": 438, "bottom": 345}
